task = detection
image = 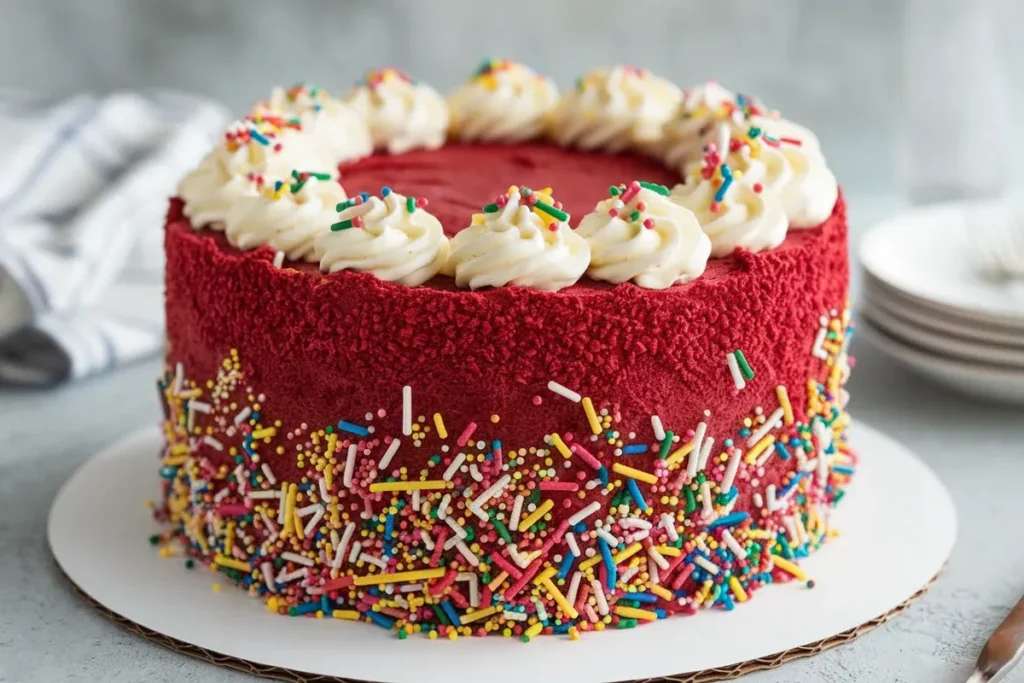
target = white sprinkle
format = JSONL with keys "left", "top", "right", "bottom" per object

{"left": 437, "top": 494, "right": 451, "bottom": 520}
{"left": 445, "top": 516, "right": 468, "bottom": 539}
{"left": 202, "top": 435, "right": 223, "bottom": 451}
{"left": 190, "top": 400, "right": 211, "bottom": 413}
{"left": 766, "top": 484, "right": 778, "bottom": 512}
{"left": 343, "top": 444, "right": 357, "bottom": 488}
{"left": 469, "top": 463, "right": 484, "bottom": 482}
{"left": 694, "top": 555, "right": 720, "bottom": 575}
{"left": 595, "top": 527, "right": 619, "bottom": 546}
{"left": 698, "top": 436, "right": 715, "bottom": 471}
{"left": 801, "top": 457, "right": 818, "bottom": 473}
{"left": 651, "top": 415, "right": 665, "bottom": 441}
{"left": 619, "top": 517, "right": 652, "bottom": 530}
{"left": 256, "top": 463, "right": 275, "bottom": 485}
{"left": 568, "top": 501, "right": 601, "bottom": 526}
{"left": 510, "top": 495, "right": 525, "bottom": 531}
{"left": 378, "top": 438, "right": 401, "bottom": 470}
{"left": 727, "top": 352, "right": 746, "bottom": 390}
{"left": 649, "top": 561, "right": 661, "bottom": 586}
{"left": 687, "top": 422, "right": 707, "bottom": 479}
{"left": 173, "top": 362, "right": 184, "bottom": 394}
{"left": 753, "top": 493, "right": 764, "bottom": 508}
{"left": 412, "top": 489, "right": 420, "bottom": 510}
{"left": 660, "top": 513, "right": 679, "bottom": 542}
{"left": 271, "top": 250, "right": 286, "bottom": 268}
{"left": 258, "top": 509, "right": 278, "bottom": 540}
{"left": 547, "top": 380, "right": 582, "bottom": 403}
{"left": 318, "top": 477, "right": 330, "bottom": 502}
{"left": 620, "top": 565, "right": 640, "bottom": 583}
{"left": 233, "top": 407, "right": 252, "bottom": 427}
{"left": 360, "top": 553, "right": 388, "bottom": 570}
{"left": 721, "top": 448, "right": 743, "bottom": 492}
{"left": 402, "top": 385, "right": 412, "bottom": 436}
{"left": 277, "top": 567, "right": 307, "bottom": 584}
{"left": 281, "top": 551, "right": 314, "bottom": 567}
{"left": 331, "top": 523, "right": 355, "bottom": 569}
{"left": 419, "top": 529, "right": 435, "bottom": 551}
{"left": 458, "top": 572, "right": 480, "bottom": 607}
{"left": 646, "top": 546, "right": 669, "bottom": 573}
{"left": 471, "top": 474, "right": 511, "bottom": 511}
{"left": 503, "top": 610, "right": 528, "bottom": 622}
{"left": 508, "top": 546, "right": 531, "bottom": 569}
{"left": 533, "top": 597, "right": 549, "bottom": 622}
{"left": 248, "top": 490, "right": 280, "bottom": 500}
{"left": 565, "top": 532, "right": 581, "bottom": 557}
{"left": 348, "top": 541, "right": 362, "bottom": 564}
{"left": 443, "top": 453, "right": 466, "bottom": 481}
{"left": 566, "top": 571, "right": 583, "bottom": 606}
{"left": 303, "top": 506, "right": 325, "bottom": 537}
{"left": 817, "top": 447, "right": 830, "bottom": 488}
{"left": 455, "top": 541, "right": 480, "bottom": 566}
{"left": 295, "top": 503, "right": 320, "bottom": 517}
{"left": 747, "top": 407, "right": 785, "bottom": 447}
{"left": 783, "top": 516, "right": 800, "bottom": 546}
{"left": 400, "top": 583, "right": 423, "bottom": 593}
{"left": 443, "top": 534, "right": 461, "bottom": 551}
{"left": 700, "top": 480, "right": 714, "bottom": 519}
{"left": 794, "top": 514, "right": 809, "bottom": 545}
{"left": 277, "top": 487, "right": 288, "bottom": 524}
{"left": 261, "top": 562, "right": 276, "bottom": 591}
{"left": 591, "top": 579, "right": 610, "bottom": 615}
{"left": 213, "top": 486, "right": 230, "bottom": 503}
{"left": 812, "top": 326, "right": 829, "bottom": 359}
{"left": 721, "top": 529, "right": 748, "bottom": 560}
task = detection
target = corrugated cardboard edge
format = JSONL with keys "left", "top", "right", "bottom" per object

{"left": 62, "top": 567, "right": 938, "bottom": 683}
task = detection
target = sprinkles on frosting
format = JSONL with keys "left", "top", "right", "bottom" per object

{"left": 331, "top": 187, "right": 429, "bottom": 231}
{"left": 153, "top": 308, "right": 855, "bottom": 640}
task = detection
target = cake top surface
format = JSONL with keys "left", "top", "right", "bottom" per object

{"left": 176, "top": 61, "right": 840, "bottom": 292}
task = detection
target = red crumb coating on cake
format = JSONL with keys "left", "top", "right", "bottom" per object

{"left": 165, "top": 145, "right": 847, "bottom": 518}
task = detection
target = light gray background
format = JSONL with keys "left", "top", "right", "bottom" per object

{"left": 1, "top": 2, "right": 1024, "bottom": 682}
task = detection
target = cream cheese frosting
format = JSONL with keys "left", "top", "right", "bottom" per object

{"left": 447, "top": 59, "right": 558, "bottom": 144}
{"left": 344, "top": 69, "right": 448, "bottom": 155}
{"left": 661, "top": 81, "right": 748, "bottom": 170}
{"left": 445, "top": 187, "right": 589, "bottom": 291}
{"left": 576, "top": 181, "right": 711, "bottom": 289}
{"left": 550, "top": 66, "right": 681, "bottom": 153}
{"left": 317, "top": 188, "right": 449, "bottom": 286}
{"left": 223, "top": 172, "right": 346, "bottom": 262}
{"left": 671, "top": 146, "right": 788, "bottom": 257}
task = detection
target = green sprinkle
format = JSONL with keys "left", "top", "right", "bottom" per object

{"left": 331, "top": 220, "right": 355, "bottom": 231}
{"left": 779, "top": 539, "right": 794, "bottom": 559}
{"left": 148, "top": 535, "right": 161, "bottom": 545}
{"left": 482, "top": 203, "right": 500, "bottom": 213}
{"left": 684, "top": 485, "right": 697, "bottom": 514}
{"left": 489, "top": 511, "right": 513, "bottom": 543}
{"left": 520, "top": 187, "right": 533, "bottom": 196}
{"left": 324, "top": 425, "right": 334, "bottom": 434}
{"left": 397, "top": 628, "right": 408, "bottom": 640}
{"left": 638, "top": 181, "right": 670, "bottom": 196}
{"left": 833, "top": 490, "right": 846, "bottom": 506}
{"left": 406, "top": 196, "right": 416, "bottom": 213}
{"left": 608, "top": 185, "right": 621, "bottom": 197}
{"left": 734, "top": 350, "right": 754, "bottom": 380}
{"left": 532, "top": 199, "right": 568, "bottom": 223}
{"left": 184, "top": 559, "right": 194, "bottom": 569}
{"left": 617, "top": 618, "right": 638, "bottom": 629}
{"left": 629, "top": 210, "right": 641, "bottom": 222}
{"left": 336, "top": 199, "right": 355, "bottom": 211}
{"left": 658, "top": 431, "right": 674, "bottom": 460}
{"left": 431, "top": 604, "right": 450, "bottom": 626}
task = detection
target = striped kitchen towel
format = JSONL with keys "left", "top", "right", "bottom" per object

{"left": 0, "top": 90, "right": 230, "bottom": 385}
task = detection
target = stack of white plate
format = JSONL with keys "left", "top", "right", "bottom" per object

{"left": 858, "top": 200, "right": 1024, "bottom": 405}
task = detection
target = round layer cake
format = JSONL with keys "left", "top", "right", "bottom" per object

{"left": 157, "top": 64, "right": 854, "bottom": 639}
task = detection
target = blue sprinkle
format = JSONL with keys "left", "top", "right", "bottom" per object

{"left": 573, "top": 522, "right": 587, "bottom": 534}
{"left": 366, "top": 611, "right": 395, "bottom": 629}
{"left": 381, "top": 186, "right": 392, "bottom": 196}
{"left": 626, "top": 478, "right": 648, "bottom": 511}
{"left": 293, "top": 601, "right": 321, "bottom": 615}
{"left": 159, "top": 466, "right": 179, "bottom": 479}
{"left": 654, "top": 608, "right": 667, "bottom": 619}
{"left": 779, "top": 471, "right": 808, "bottom": 497}
{"left": 557, "top": 552, "right": 574, "bottom": 580}
{"left": 440, "top": 600, "right": 462, "bottom": 626}
{"left": 553, "top": 623, "right": 572, "bottom": 634}
{"left": 621, "top": 444, "right": 648, "bottom": 455}
{"left": 722, "top": 487, "right": 738, "bottom": 503}
{"left": 337, "top": 420, "right": 369, "bottom": 437}
{"left": 251, "top": 411, "right": 261, "bottom": 422}
{"left": 707, "top": 512, "right": 750, "bottom": 530}
{"left": 598, "top": 466, "right": 609, "bottom": 487}
{"left": 774, "top": 442, "right": 792, "bottom": 460}
{"left": 627, "top": 592, "right": 658, "bottom": 604}
{"left": 321, "top": 595, "right": 330, "bottom": 614}
{"left": 719, "top": 592, "right": 735, "bottom": 611}
{"left": 598, "top": 538, "right": 617, "bottom": 590}
{"left": 359, "top": 192, "right": 369, "bottom": 202}
{"left": 833, "top": 465, "right": 855, "bottom": 476}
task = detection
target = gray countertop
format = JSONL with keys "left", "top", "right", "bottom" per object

{"left": 1, "top": 194, "right": 1023, "bottom": 683}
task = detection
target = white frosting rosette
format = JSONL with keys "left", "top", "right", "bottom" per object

{"left": 317, "top": 188, "right": 449, "bottom": 286}
{"left": 447, "top": 60, "right": 558, "bottom": 143}
{"left": 661, "top": 81, "right": 747, "bottom": 171}
{"left": 550, "top": 66, "right": 681, "bottom": 153}
{"left": 445, "top": 187, "right": 589, "bottom": 291}
{"left": 670, "top": 153, "right": 788, "bottom": 257}
{"left": 576, "top": 182, "right": 711, "bottom": 289}
{"left": 223, "top": 173, "right": 346, "bottom": 262}
{"left": 344, "top": 68, "right": 448, "bottom": 155}
{"left": 255, "top": 83, "right": 372, "bottom": 164}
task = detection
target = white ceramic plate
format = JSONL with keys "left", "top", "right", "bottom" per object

{"left": 862, "top": 277, "right": 1024, "bottom": 348}
{"left": 861, "top": 298, "right": 1024, "bottom": 368}
{"left": 859, "top": 200, "right": 1024, "bottom": 323}
{"left": 858, "top": 317, "right": 1024, "bottom": 406}
{"left": 48, "top": 426, "right": 956, "bottom": 683}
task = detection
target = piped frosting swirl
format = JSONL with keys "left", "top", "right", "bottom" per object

{"left": 317, "top": 188, "right": 449, "bottom": 286}
{"left": 344, "top": 68, "right": 448, "bottom": 155}
{"left": 576, "top": 181, "right": 711, "bottom": 289}
{"left": 550, "top": 66, "right": 681, "bottom": 153}
{"left": 448, "top": 59, "right": 558, "bottom": 143}
{"left": 445, "top": 187, "right": 590, "bottom": 291}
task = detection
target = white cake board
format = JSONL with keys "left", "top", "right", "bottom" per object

{"left": 48, "top": 421, "right": 956, "bottom": 683}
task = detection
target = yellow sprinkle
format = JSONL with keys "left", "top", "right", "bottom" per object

{"left": 549, "top": 433, "right": 572, "bottom": 459}
{"left": 611, "top": 463, "right": 658, "bottom": 485}
{"left": 581, "top": 397, "right": 601, "bottom": 435}
{"left": 729, "top": 576, "right": 748, "bottom": 602}
{"left": 251, "top": 427, "right": 276, "bottom": 440}
{"left": 665, "top": 441, "right": 695, "bottom": 468}
{"left": 460, "top": 605, "right": 500, "bottom": 624}
{"left": 177, "top": 389, "right": 202, "bottom": 399}
{"left": 433, "top": 413, "right": 448, "bottom": 439}
{"left": 746, "top": 530, "right": 775, "bottom": 540}
{"left": 771, "top": 555, "right": 808, "bottom": 582}
{"left": 542, "top": 578, "right": 579, "bottom": 619}
{"left": 369, "top": 480, "right": 448, "bottom": 493}
{"left": 352, "top": 567, "right": 447, "bottom": 586}
{"left": 280, "top": 483, "right": 297, "bottom": 539}
{"left": 612, "top": 542, "right": 643, "bottom": 565}
{"left": 653, "top": 545, "right": 681, "bottom": 557}
{"left": 170, "top": 443, "right": 191, "bottom": 455}
{"left": 214, "top": 555, "right": 250, "bottom": 572}
{"left": 578, "top": 553, "right": 602, "bottom": 572}
{"left": 776, "top": 385, "right": 794, "bottom": 425}
{"left": 293, "top": 504, "right": 304, "bottom": 537}
{"left": 329, "top": 500, "right": 340, "bottom": 527}
{"left": 745, "top": 435, "right": 776, "bottom": 465}
{"left": 532, "top": 566, "right": 558, "bottom": 586}
{"left": 518, "top": 499, "right": 554, "bottom": 532}
{"left": 332, "top": 609, "right": 361, "bottom": 620}
{"left": 650, "top": 584, "right": 674, "bottom": 601}
{"left": 613, "top": 605, "right": 658, "bottom": 621}
{"left": 487, "top": 570, "right": 509, "bottom": 592}
{"left": 162, "top": 455, "right": 188, "bottom": 466}
{"left": 569, "top": 626, "right": 580, "bottom": 641}
{"left": 224, "top": 522, "right": 235, "bottom": 553}
{"left": 524, "top": 622, "right": 544, "bottom": 638}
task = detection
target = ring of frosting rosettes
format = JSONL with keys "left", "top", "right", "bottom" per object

{"left": 177, "top": 62, "right": 839, "bottom": 292}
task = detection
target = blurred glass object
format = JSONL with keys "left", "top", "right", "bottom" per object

{"left": 902, "top": 0, "right": 1010, "bottom": 204}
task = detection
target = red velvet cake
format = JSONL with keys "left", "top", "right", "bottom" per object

{"left": 156, "top": 63, "right": 854, "bottom": 640}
